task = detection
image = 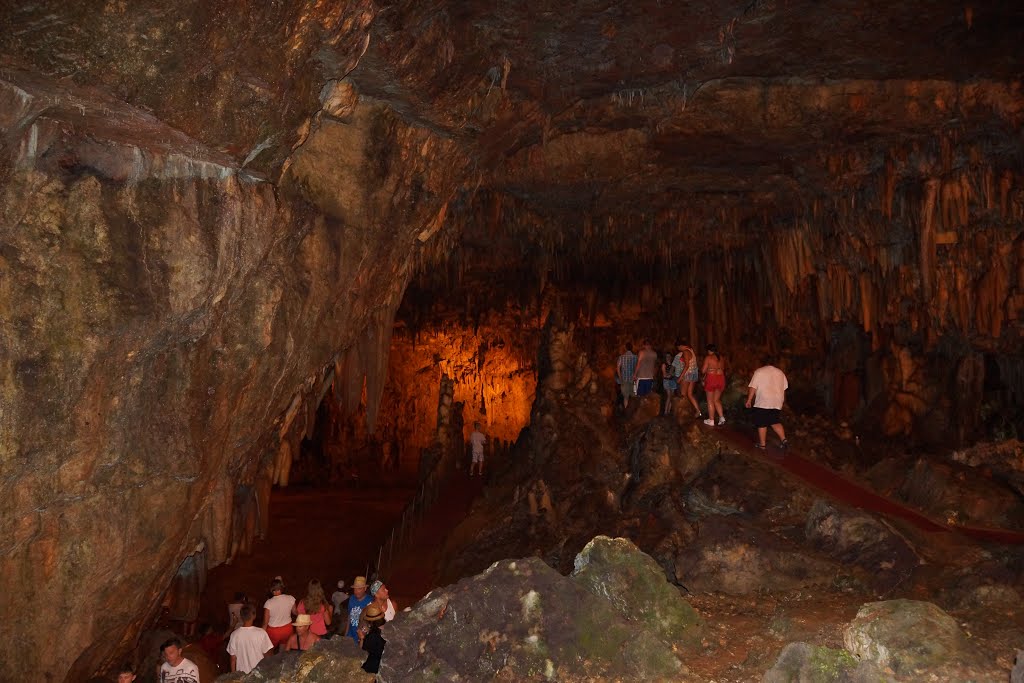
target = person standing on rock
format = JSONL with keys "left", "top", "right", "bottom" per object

{"left": 615, "top": 342, "right": 638, "bottom": 408}
{"left": 158, "top": 637, "right": 200, "bottom": 683}
{"left": 635, "top": 339, "right": 659, "bottom": 397}
{"left": 346, "top": 576, "right": 374, "bottom": 643}
{"left": 262, "top": 578, "right": 296, "bottom": 650}
{"left": 701, "top": 344, "right": 727, "bottom": 426}
{"left": 227, "top": 604, "right": 274, "bottom": 674}
{"left": 745, "top": 359, "right": 790, "bottom": 450}
{"left": 469, "top": 421, "right": 487, "bottom": 477}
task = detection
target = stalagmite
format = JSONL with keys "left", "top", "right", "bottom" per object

{"left": 920, "top": 179, "right": 940, "bottom": 300}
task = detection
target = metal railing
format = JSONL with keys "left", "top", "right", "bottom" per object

{"left": 365, "top": 444, "right": 453, "bottom": 579}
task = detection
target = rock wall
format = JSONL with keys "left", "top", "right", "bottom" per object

{"left": 0, "top": 62, "right": 466, "bottom": 681}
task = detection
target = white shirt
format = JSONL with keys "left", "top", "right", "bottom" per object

{"left": 749, "top": 365, "right": 789, "bottom": 409}
{"left": 384, "top": 597, "right": 396, "bottom": 622}
{"left": 331, "top": 590, "right": 347, "bottom": 615}
{"left": 227, "top": 625, "right": 274, "bottom": 674}
{"left": 470, "top": 430, "right": 486, "bottom": 456}
{"left": 160, "top": 658, "right": 200, "bottom": 683}
{"left": 263, "top": 593, "right": 296, "bottom": 627}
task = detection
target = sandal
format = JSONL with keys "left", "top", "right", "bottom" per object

{"left": 754, "top": 443, "right": 767, "bottom": 450}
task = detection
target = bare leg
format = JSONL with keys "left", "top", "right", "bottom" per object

{"left": 685, "top": 382, "right": 699, "bottom": 415}
{"left": 704, "top": 387, "right": 717, "bottom": 423}
{"left": 770, "top": 423, "right": 786, "bottom": 442}
{"left": 757, "top": 427, "right": 768, "bottom": 446}
{"left": 714, "top": 390, "right": 725, "bottom": 421}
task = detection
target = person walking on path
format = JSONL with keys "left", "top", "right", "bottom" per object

{"left": 661, "top": 351, "right": 679, "bottom": 415}
{"left": 701, "top": 344, "right": 726, "bottom": 426}
{"left": 677, "top": 341, "right": 701, "bottom": 417}
{"left": 635, "top": 339, "right": 658, "bottom": 397}
{"left": 227, "top": 605, "right": 274, "bottom": 674}
{"left": 469, "top": 422, "right": 487, "bottom": 477}
{"left": 745, "top": 359, "right": 790, "bottom": 450}
{"left": 615, "top": 343, "right": 638, "bottom": 408}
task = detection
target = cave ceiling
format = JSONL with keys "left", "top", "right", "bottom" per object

{"left": 5, "top": 0, "right": 1021, "bottom": 239}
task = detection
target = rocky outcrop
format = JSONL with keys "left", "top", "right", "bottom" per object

{"left": 380, "top": 553, "right": 689, "bottom": 682}
{"left": 675, "top": 516, "right": 837, "bottom": 595}
{"left": 804, "top": 501, "right": 920, "bottom": 593}
{"left": 842, "top": 600, "right": 977, "bottom": 676}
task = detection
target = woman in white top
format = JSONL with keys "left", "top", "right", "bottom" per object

{"left": 262, "top": 578, "right": 296, "bottom": 649}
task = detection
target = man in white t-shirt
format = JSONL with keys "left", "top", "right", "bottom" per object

{"left": 469, "top": 422, "right": 486, "bottom": 477}
{"left": 227, "top": 604, "right": 274, "bottom": 673}
{"left": 262, "top": 578, "right": 296, "bottom": 649}
{"left": 745, "top": 361, "right": 790, "bottom": 451}
{"left": 158, "top": 637, "right": 200, "bottom": 683}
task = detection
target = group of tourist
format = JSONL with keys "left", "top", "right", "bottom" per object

{"left": 149, "top": 575, "right": 398, "bottom": 682}
{"left": 616, "top": 340, "right": 791, "bottom": 449}
{"left": 615, "top": 339, "right": 725, "bottom": 424}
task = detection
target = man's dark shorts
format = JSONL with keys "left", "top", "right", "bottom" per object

{"left": 752, "top": 407, "right": 782, "bottom": 428}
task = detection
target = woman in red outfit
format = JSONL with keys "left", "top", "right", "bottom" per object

{"left": 701, "top": 344, "right": 727, "bottom": 426}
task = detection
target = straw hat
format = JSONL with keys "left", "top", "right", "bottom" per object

{"left": 363, "top": 604, "right": 385, "bottom": 623}
{"left": 352, "top": 576, "right": 368, "bottom": 589}
{"left": 293, "top": 614, "right": 312, "bottom": 627}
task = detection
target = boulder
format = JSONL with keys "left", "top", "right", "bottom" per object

{"left": 379, "top": 556, "right": 685, "bottom": 682}
{"left": 215, "top": 637, "right": 366, "bottom": 682}
{"left": 842, "top": 600, "right": 973, "bottom": 675}
{"left": 762, "top": 642, "right": 892, "bottom": 683}
{"left": 571, "top": 535, "right": 705, "bottom": 648}
{"left": 804, "top": 500, "right": 919, "bottom": 592}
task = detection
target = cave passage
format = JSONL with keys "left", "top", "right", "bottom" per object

{"left": 2, "top": 1, "right": 1023, "bottom": 681}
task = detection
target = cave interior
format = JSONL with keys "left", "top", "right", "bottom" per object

{"left": 1, "top": 0, "right": 1023, "bottom": 681}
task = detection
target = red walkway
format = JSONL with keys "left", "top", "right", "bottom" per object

{"left": 712, "top": 426, "right": 1024, "bottom": 545}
